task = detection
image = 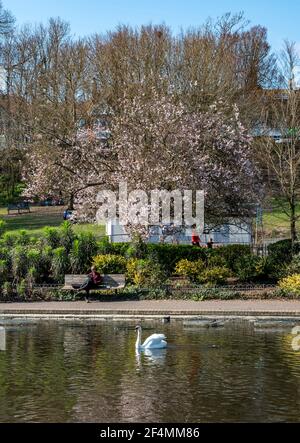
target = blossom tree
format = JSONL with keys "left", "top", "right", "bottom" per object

{"left": 24, "top": 91, "right": 261, "bottom": 235}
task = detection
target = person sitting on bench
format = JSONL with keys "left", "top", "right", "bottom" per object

{"left": 72, "top": 266, "right": 103, "bottom": 302}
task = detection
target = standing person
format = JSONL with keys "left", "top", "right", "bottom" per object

{"left": 191, "top": 224, "right": 201, "bottom": 247}
{"left": 207, "top": 238, "right": 214, "bottom": 250}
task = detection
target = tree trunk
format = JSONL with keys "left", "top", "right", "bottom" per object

{"left": 290, "top": 199, "right": 298, "bottom": 248}
{"left": 69, "top": 193, "right": 74, "bottom": 211}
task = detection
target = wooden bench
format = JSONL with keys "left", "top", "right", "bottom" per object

{"left": 7, "top": 202, "right": 31, "bottom": 215}
{"left": 63, "top": 274, "right": 126, "bottom": 293}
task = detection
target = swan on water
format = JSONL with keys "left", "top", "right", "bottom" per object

{"left": 135, "top": 325, "right": 167, "bottom": 350}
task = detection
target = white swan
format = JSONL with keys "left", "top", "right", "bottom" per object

{"left": 135, "top": 325, "right": 167, "bottom": 350}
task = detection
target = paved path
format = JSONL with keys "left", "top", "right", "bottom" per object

{"left": 1, "top": 300, "right": 300, "bottom": 317}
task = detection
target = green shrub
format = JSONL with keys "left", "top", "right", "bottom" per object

{"left": 198, "top": 267, "right": 231, "bottom": 286}
{"left": 279, "top": 274, "right": 300, "bottom": 297}
{"left": 207, "top": 255, "right": 227, "bottom": 268}
{"left": 92, "top": 254, "right": 127, "bottom": 274}
{"left": 15, "top": 230, "right": 31, "bottom": 246}
{"left": 11, "top": 246, "right": 28, "bottom": 281}
{"left": 59, "top": 222, "right": 76, "bottom": 252}
{"left": 235, "top": 255, "right": 269, "bottom": 282}
{"left": 268, "top": 240, "right": 300, "bottom": 264}
{"left": 214, "top": 245, "right": 252, "bottom": 271}
{"left": 51, "top": 247, "right": 70, "bottom": 283}
{"left": 126, "top": 258, "right": 167, "bottom": 288}
{"left": 2, "top": 232, "right": 16, "bottom": 247}
{"left": 175, "top": 259, "right": 205, "bottom": 282}
{"left": 17, "top": 279, "right": 27, "bottom": 298}
{"left": 147, "top": 244, "right": 207, "bottom": 275}
{"left": 0, "top": 259, "right": 8, "bottom": 283}
{"left": 2, "top": 281, "right": 14, "bottom": 298}
{"left": 0, "top": 220, "right": 6, "bottom": 237}
{"left": 44, "top": 227, "right": 61, "bottom": 249}
{"left": 70, "top": 233, "right": 98, "bottom": 273}
{"left": 283, "top": 254, "right": 300, "bottom": 277}
{"left": 126, "top": 235, "right": 147, "bottom": 259}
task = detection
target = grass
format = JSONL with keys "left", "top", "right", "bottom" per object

{"left": 1, "top": 200, "right": 299, "bottom": 241}
{"left": 0, "top": 206, "right": 106, "bottom": 238}
{"left": 263, "top": 200, "right": 300, "bottom": 239}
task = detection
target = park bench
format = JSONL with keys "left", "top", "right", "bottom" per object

{"left": 63, "top": 274, "right": 126, "bottom": 295}
{"left": 7, "top": 202, "right": 31, "bottom": 215}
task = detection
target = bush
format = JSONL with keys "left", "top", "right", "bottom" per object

{"left": 11, "top": 246, "right": 28, "bottom": 281}
{"left": 44, "top": 227, "right": 61, "bottom": 249}
{"left": 2, "top": 281, "right": 14, "bottom": 298}
{"left": 92, "top": 254, "right": 127, "bottom": 274}
{"left": 214, "top": 245, "right": 252, "bottom": 271}
{"left": 146, "top": 244, "right": 207, "bottom": 275}
{"left": 235, "top": 255, "right": 269, "bottom": 282}
{"left": 198, "top": 267, "right": 231, "bottom": 286}
{"left": 17, "top": 279, "right": 27, "bottom": 298}
{"left": 175, "top": 259, "right": 205, "bottom": 282}
{"left": 0, "top": 259, "right": 8, "bottom": 283}
{"left": 51, "top": 247, "right": 70, "bottom": 283}
{"left": 0, "top": 220, "right": 6, "bottom": 237}
{"left": 126, "top": 235, "right": 147, "bottom": 259}
{"left": 2, "top": 232, "right": 17, "bottom": 247}
{"left": 279, "top": 274, "right": 300, "bottom": 297}
{"left": 70, "top": 233, "right": 98, "bottom": 273}
{"left": 268, "top": 240, "right": 300, "bottom": 264}
{"left": 283, "top": 254, "right": 300, "bottom": 277}
{"left": 126, "top": 258, "right": 167, "bottom": 288}
{"left": 59, "top": 222, "right": 76, "bottom": 252}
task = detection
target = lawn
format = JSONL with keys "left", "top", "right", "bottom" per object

{"left": 263, "top": 201, "right": 300, "bottom": 239}
{"left": 0, "top": 206, "right": 106, "bottom": 238}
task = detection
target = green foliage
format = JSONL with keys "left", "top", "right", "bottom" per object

{"left": 2, "top": 232, "right": 17, "bottom": 247}
{"left": 146, "top": 244, "right": 207, "bottom": 275}
{"left": 283, "top": 254, "right": 300, "bottom": 277}
{"left": 51, "top": 247, "right": 70, "bottom": 283}
{"left": 44, "top": 227, "right": 61, "bottom": 249}
{"left": 11, "top": 246, "right": 28, "bottom": 281}
{"left": 92, "top": 254, "right": 127, "bottom": 274}
{"left": 268, "top": 240, "right": 300, "bottom": 264}
{"left": 0, "top": 220, "right": 7, "bottom": 237}
{"left": 15, "top": 230, "right": 31, "bottom": 246}
{"left": 214, "top": 245, "right": 252, "bottom": 271}
{"left": 199, "top": 267, "right": 231, "bottom": 286}
{"left": 70, "top": 232, "right": 98, "bottom": 273}
{"left": 17, "top": 279, "right": 27, "bottom": 298}
{"left": 175, "top": 259, "right": 205, "bottom": 282}
{"left": 59, "top": 222, "right": 76, "bottom": 252}
{"left": 191, "top": 289, "right": 241, "bottom": 301}
{"left": 0, "top": 259, "right": 8, "bottom": 283}
{"left": 126, "top": 235, "right": 147, "bottom": 259}
{"left": 279, "top": 274, "right": 300, "bottom": 297}
{"left": 2, "top": 281, "right": 14, "bottom": 298}
{"left": 126, "top": 258, "right": 167, "bottom": 288}
{"left": 235, "top": 255, "right": 269, "bottom": 282}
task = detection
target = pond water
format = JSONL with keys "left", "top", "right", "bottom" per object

{"left": 0, "top": 319, "right": 300, "bottom": 423}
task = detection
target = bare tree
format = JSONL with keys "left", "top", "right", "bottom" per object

{"left": 257, "top": 41, "right": 300, "bottom": 245}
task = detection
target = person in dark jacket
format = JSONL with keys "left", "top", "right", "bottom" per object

{"left": 73, "top": 267, "right": 103, "bottom": 302}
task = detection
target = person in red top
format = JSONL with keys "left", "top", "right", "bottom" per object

{"left": 88, "top": 267, "right": 103, "bottom": 286}
{"left": 191, "top": 224, "right": 201, "bottom": 247}
{"left": 73, "top": 266, "right": 103, "bottom": 302}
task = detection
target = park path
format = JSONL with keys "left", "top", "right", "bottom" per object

{"left": 1, "top": 300, "right": 300, "bottom": 317}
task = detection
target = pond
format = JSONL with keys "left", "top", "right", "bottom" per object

{"left": 0, "top": 319, "right": 300, "bottom": 423}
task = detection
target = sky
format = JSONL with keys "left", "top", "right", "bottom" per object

{"left": 6, "top": 0, "right": 300, "bottom": 52}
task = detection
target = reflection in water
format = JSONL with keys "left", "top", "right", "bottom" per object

{"left": 136, "top": 348, "right": 167, "bottom": 369}
{"left": 0, "top": 320, "right": 300, "bottom": 423}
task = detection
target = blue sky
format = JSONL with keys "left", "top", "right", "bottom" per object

{"left": 7, "top": 0, "right": 300, "bottom": 52}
